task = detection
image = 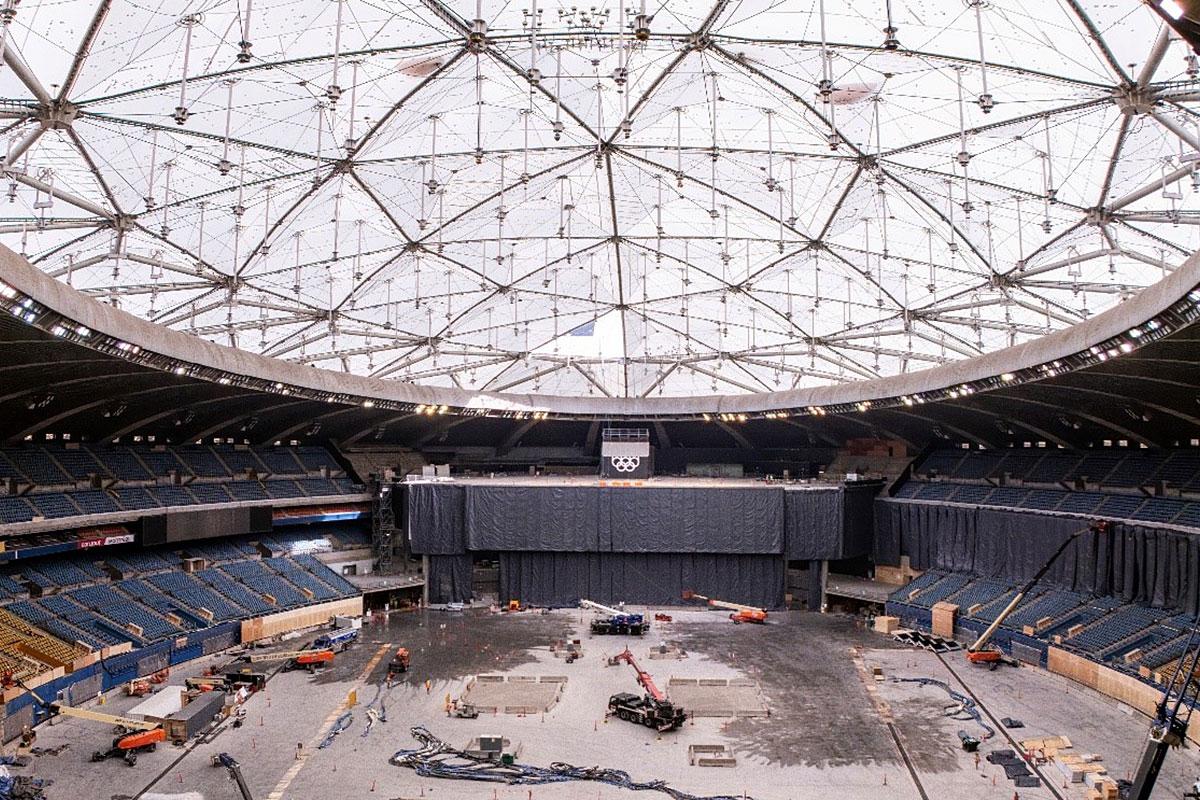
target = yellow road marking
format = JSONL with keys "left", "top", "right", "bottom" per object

{"left": 265, "top": 642, "right": 392, "bottom": 800}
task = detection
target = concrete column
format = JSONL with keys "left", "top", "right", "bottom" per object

{"left": 421, "top": 555, "right": 430, "bottom": 606}
{"left": 807, "top": 559, "right": 827, "bottom": 611}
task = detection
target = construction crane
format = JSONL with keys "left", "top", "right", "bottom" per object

{"left": 681, "top": 590, "right": 767, "bottom": 624}
{"left": 1128, "top": 624, "right": 1200, "bottom": 800}
{"left": 965, "top": 521, "right": 1107, "bottom": 668}
{"left": 239, "top": 648, "right": 334, "bottom": 672}
{"left": 578, "top": 599, "right": 650, "bottom": 636}
{"left": 212, "top": 753, "right": 255, "bottom": 800}
{"left": 17, "top": 679, "right": 165, "bottom": 766}
{"left": 606, "top": 647, "right": 687, "bottom": 731}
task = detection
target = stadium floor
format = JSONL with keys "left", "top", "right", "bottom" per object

{"left": 15, "top": 609, "right": 1200, "bottom": 800}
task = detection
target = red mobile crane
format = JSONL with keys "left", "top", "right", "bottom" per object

{"left": 607, "top": 647, "right": 687, "bottom": 731}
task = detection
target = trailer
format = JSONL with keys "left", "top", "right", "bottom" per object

{"left": 579, "top": 599, "right": 651, "bottom": 636}
{"left": 162, "top": 690, "right": 227, "bottom": 745}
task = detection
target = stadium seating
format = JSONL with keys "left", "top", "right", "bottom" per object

{"left": 88, "top": 446, "right": 151, "bottom": 481}
{"left": 175, "top": 446, "right": 230, "bottom": 478}
{"left": 27, "top": 493, "right": 79, "bottom": 519}
{"left": 894, "top": 448, "right": 1200, "bottom": 531}
{"left": 255, "top": 448, "right": 305, "bottom": 475}
{"left": 215, "top": 448, "right": 267, "bottom": 475}
{"left": 221, "top": 560, "right": 307, "bottom": 607}
{"left": 48, "top": 447, "right": 107, "bottom": 480}
{"left": 195, "top": 568, "right": 274, "bottom": 615}
{"left": 145, "top": 572, "right": 247, "bottom": 622}
{"left": 137, "top": 449, "right": 188, "bottom": 477}
{"left": 0, "top": 497, "right": 33, "bottom": 524}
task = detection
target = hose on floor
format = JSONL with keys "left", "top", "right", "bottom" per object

{"left": 390, "top": 726, "right": 754, "bottom": 800}
{"left": 889, "top": 676, "right": 995, "bottom": 740}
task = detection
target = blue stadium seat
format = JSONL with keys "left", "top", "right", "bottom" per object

{"left": 175, "top": 447, "right": 230, "bottom": 478}
{"left": 1017, "top": 489, "right": 1066, "bottom": 511}
{"left": 297, "top": 478, "right": 339, "bottom": 497}
{"left": 1156, "top": 451, "right": 1200, "bottom": 489}
{"left": 264, "top": 480, "right": 304, "bottom": 499}
{"left": 915, "top": 451, "right": 966, "bottom": 478}
{"left": 981, "top": 487, "right": 1029, "bottom": 506}
{"left": 48, "top": 446, "right": 108, "bottom": 480}
{"left": 914, "top": 483, "right": 957, "bottom": 501}
{"left": 196, "top": 569, "right": 274, "bottom": 614}
{"left": 296, "top": 447, "right": 340, "bottom": 473}
{"left": 27, "top": 493, "right": 79, "bottom": 519}
{"left": 146, "top": 572, "right": 247, "bottom": 621}
{"left": 88, "top": 446, "right": 152, "bottom": 481}
{"left": 215, "top": 448, "right": 267, "bottom": 474}
{"left": 1024, "top": 453, "right": 1082, "bottom": 484}
{"left": 948, "top": 485, "right": 992, "bottom": 504}
{"left": 1103, "top": 454, "right": 1168, "bottom": 488}
{"left": 2, "top": 449, "right": 69, "bottom": 485}
{"left": 0, "top": 497, "right": 34, "bottom": 524}
{"left": 253, "top": 448, "right": 305, "bottom": 475}
{"left": 112, "top": 487, "right": 160, "bottom": 510}
{"left": 227, "top": 481, "right": 269, "bottom": 501}
{"left": 1054, "top": 492, "right": 1105, "bottom": 515}
{"left": 221, "top": 560, "right": 307, "bottom": 607}
{"left": 952, "top": 451, "right": 1005, "bottom": 480}
{"left": 188, "top": 483, "right": 232, "bottom": 504}
{"left": 138, "top": 449, "right": 189, "bottom": 477}
{"left": 148, "top": 485, "right": 196, "bottom": 507}
{"left": 293, "top": 554, "right": 359, "bottom": 595}
{"left": 1095, "top": 494, "right": 1145, "bottom": 518}
{"left": 71, "top": 490, "right": 120, "bottom": 515}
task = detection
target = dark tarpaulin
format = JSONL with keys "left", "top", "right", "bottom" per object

{"left": 465, "top": 486, "right": 601, "bottom": 551}
{"left": 873, "top": 497, "right": 901, "bottom": 566}
{"left": 427, "top": 554, "right": 474, "bottom": 604}
{"left": 407, "top": 483, "right": 467, "bottom": 555}
{"left": 498, "top": 552, "right": 785, "bottom": 609}
{"left": 783, "top": 488, "right": 843, "bottom": 560}
{"left": 604, "top": 487, "right": 784, "bottom": 553}
{"left": 841, "top": 483, "right": 880, "bottom": 559}
{"left": 874, "top": 499, "right": 1200, "bottom": 615}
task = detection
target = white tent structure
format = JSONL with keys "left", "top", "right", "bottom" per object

{"left": 0, "top": 0, "right": 1194, "bottom": 398}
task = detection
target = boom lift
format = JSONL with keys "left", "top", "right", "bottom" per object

{"left": 682, "top": 591, "right": 767, "bottom": 624}
{"left": 17, "top": 680, "right": 165, "bottom": 766}
{"left": 212, "top": 752, "right": 255, "bottom": 800}
{"left": 1128, "top": 624, "right": 1200, "bottom": 800}
{"left": 965, "top": 521, "right": 1107, "bottom": 668}
{"left": 579, "top": 599, "right": 650, "bottom": 636}
{"left": 239, "top": 648, "right": 335, "bottom": 672}
{"left": 607, "top": 647, "right": 687, "bottom": 731}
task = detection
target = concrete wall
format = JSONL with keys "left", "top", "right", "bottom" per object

{"left": 240, "top": 597, "right": 364, "bottom": 643}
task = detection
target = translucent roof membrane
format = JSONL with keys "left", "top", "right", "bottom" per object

{"left": 0, "top": 0, "right": 1194, "bottom": 397}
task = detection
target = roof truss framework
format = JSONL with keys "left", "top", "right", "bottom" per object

{"left": 0, "top": 0, "right": 1194, "bottom": 398}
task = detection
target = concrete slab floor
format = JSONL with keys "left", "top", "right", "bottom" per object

{"left": 8, "top": 609, "right": 1200, "bottom": 800}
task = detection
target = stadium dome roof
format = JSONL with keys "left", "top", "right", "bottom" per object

{"left": 0, "top": 0, "right": 1194, "bottom": 398}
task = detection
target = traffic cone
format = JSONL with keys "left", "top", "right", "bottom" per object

{"left": 370, "top": 779, "right": 376, "bottom": 792}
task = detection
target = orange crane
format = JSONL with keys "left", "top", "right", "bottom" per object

{"left": 682, "top": 590, "right": 767, "bottom": 624}
{"left": 965, "top": 520, "right": 1107, "bottom": 667}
